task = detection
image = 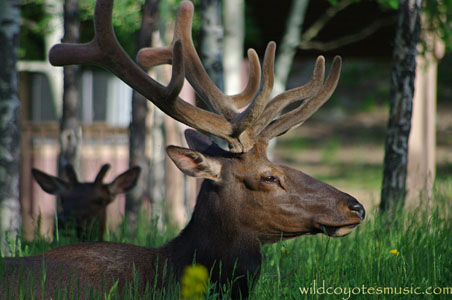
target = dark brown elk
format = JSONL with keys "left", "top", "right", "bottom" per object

{"left": 31, "top": 164, "right": 140, "bottom": 240}
{"left": 0, "top": 0, "right": 365, "bottom": 299}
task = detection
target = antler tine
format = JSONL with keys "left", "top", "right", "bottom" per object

{"left": 95, "top": 164, "right": 111, "bottom": 185}
{"left": 137, "top": 45, "right": 173, "bottom": 67}
{"left": 246, "top": 56, "right": 325, "bottom": 138}
{"left": 138, "top": 1, "right": 262, "bottom": 118}
{"left": 174, "top": 1, "right": 263, "bottom": 118}
{"left": 138, "top": 47, "right": 261, "bottom": 115}
{"left": 139, "top": 43, "right": 274, "bottom": 154}
{"left": 49, "top": 0, "right": 234, "bottom": 140}
{"left": 228, "top": 42, "right": 276, "bottom": 152}
{"left": 260, "top": 56, "right": 342, "bottom": 140}
{"left": 230, "top": 49, "right": 261, "bottom": 109}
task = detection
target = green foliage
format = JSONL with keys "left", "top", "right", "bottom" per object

{"left": 374, "top": 0, "right": 452, "bottom": 52}
{"left": 376, "top": 0, "right": 399, "bottom": 10}
{"left": 80, "top": 0, "right": 144, "bottom": 31}
{"left": 423, "top": 0, "right": 452, "bottom": 51}
{"left": 19, "top": 1, "right": 49, "bottom": 60}
{"left": 79, "top": 0, "right": 144, "bottom": 56}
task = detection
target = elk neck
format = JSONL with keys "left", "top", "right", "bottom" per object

{"left": 163, "top": 177, "right": 263, "bottom": 284}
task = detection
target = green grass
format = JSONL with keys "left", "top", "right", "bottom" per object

{"left": 256, "top": 204, "right": 452, "bottom": 299}
{"left": 1, "top": 193, "right": 452, "bottom": 299}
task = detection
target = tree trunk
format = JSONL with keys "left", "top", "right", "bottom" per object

{"left": 148, "top": 26, "right": 187, "bottom": 230}
{"left": 127, "top": 0, "right": 160, "bottom": 230}
{"left": 268, "top": 0, "right": 309, "bottom": 158}
{"left": 200, "top": 0, "right": 224, "bottom": 92}
{"left": 164, "top": 117, "right": 186, "bottom": 229}
{"left": 380, "top": 0, "right": 422, "bottom": 212}
{"left": 198, "top": 0, "right": 228, "bottom": 150}
{"left": 0, "top": 0, "right": 22, "bottom": 254}
{"left": 223, "top": 0, "right": 244, "bottom": 95}
{"left": 406, "top": 21, "right": 445, "bottom": 207}
{"left": 273, "top": 0, "right": 309, "bottom": 97}
{"left": 58, "top": 0, "right": 81, "bottom": 175}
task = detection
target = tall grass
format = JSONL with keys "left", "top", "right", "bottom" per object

{"left": 1, "top": 192, "right": 451, "bottom": 299}
{"left": 255, "top": 203, "right": 452, "bottom": 299}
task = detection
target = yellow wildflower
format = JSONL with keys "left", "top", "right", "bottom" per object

{"left": 180, "top": 264, "right": 209, "bottom": 300}
{"left": 280, "top": 246, "right": 291, "bottom": 256}
{"left": 389, "top": 249, "right": 400, "bottom": 256}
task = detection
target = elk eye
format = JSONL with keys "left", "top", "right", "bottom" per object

{"left": 261, "top": 175, "right": 279, "bottom": 184}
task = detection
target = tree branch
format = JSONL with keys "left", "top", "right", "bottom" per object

{"left": 300, "top": 0, "right": 353, "bottom": 43}
{"left": 299, "top": 16, "right": 396, "bottom": 51}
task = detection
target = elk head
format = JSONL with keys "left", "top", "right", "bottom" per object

{"left": 32, "top": 164, "right": 140, "bottom": 239}
{"left": 168, "top": 130, "right": 364, "bottom": 243}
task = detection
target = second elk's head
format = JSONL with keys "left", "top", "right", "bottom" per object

{"left": 32, "top": 164, "right": 140, "bottom": 240}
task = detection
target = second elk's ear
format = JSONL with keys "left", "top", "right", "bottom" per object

{"left": 107, "top": 167, "right": 141, "bottom": 196}
{"left": 32, "top": 169, "right": 70, "bottom": 195}
{"left": 166, "top": 146, "right": 222, "bottom": 181}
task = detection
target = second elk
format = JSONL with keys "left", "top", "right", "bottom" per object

{"left": 32, "top": 164, "right": 140, "bottom": 240}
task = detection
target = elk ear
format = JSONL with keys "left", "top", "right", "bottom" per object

{"left": 32, "top": 169, "right": 69, "bottom": 195}
{"left": 107, "top": 166, "right": 141, "bottom": 195}
{"left": 184, "top": 129, "right": 228, "bottom": 157}
{"left": 166, "top": 146, "right": 222, "bottom": 181}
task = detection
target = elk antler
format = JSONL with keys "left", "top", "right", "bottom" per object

{"left": 94, "top": 164, "right": 111, "bottom": 185}
{"left": 137, "top": 1, "right": 341, "bottom": 152}
{"left": 259, "top": 56, "right": 342, "bottom": 140}
{"left": 137, "top": 1, "right": 263, "bottom": 119}
{"left": 49, "top": 0, "right": 233, "bottom": 142}
{"left": 49, "top": 0, "right": 341, "bottom": 153}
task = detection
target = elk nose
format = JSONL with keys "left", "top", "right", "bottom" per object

{"left": 347, "top": 197, "right": 365, "bottom": 220}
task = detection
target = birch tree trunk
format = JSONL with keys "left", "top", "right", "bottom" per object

{"left": 164, "top": 117, "right": 186, "bottom": 229}
{"left": 380, "top": 0, "right": 422, "bottom": 212}
{"left": 0, "top": 0, "right": 21, "bottom": 254}
{"left": 58, "top": 0, "right": 81, "bottom": 175}
{"left": 268, "top": 0, "right": 309, "bottom": 158}
{"left": 406, "top": 23, "right": 445, "bottom": 207}
{"left": 223, "top": 0, "right": 244, "bottom": 95}
{"left": 273, "top": 0, "right": 309, "bottom": 97}
{"left": 198, "top": 0, "right": 228, "bottom": 149}
{"left": 127, "top": 0, "right": 160, "bottom": 229}
{"left": 200, "top": 0, "right": 224, "bottom": 91}
{"left": 149, "top": 26, "right": 187, "bottom": 230}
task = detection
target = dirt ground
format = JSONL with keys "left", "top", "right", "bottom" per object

{"left": 275, "top": 104, "right": 452, "bottom": 212}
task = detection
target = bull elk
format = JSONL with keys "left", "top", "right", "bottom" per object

{"left": 31, "top": 164, "right": 141, "bottom": 240}
{"left": 0, "top": 0, "right": 365, "bottom": 299}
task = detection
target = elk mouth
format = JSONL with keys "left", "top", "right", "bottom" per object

{"left": 314, "top": 221, "right": 362, "bottom": 237}
{"left": 320, "top": 224, "right": 359, "bottom": 237}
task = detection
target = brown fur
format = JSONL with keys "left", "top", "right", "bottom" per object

{"left": 1, "top": 135, "right": 364, "bottom": 299}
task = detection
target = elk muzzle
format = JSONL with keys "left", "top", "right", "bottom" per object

{"left": 314, "top": 195, "right": 365, "bottom": 237}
